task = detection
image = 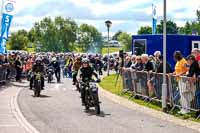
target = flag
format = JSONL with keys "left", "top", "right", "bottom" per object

{"left": 0, "top": 0, "right": 16, "bottom": 54}
{"left": 152, "top": 4, "right": 157, "bottom": 35}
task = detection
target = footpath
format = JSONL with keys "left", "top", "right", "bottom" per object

{"left": 0, "top": 81, "right": 38, "bottom": 133}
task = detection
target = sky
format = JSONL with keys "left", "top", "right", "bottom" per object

{"left": 8, "top": 0, "right": 200, "bottom": 36}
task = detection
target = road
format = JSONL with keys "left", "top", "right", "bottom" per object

{"left": 18, "top": 78, "right": 199, "bottom": 133}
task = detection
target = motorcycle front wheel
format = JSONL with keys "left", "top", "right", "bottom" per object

{"left": 93, "top": 94, "right": 100, "bottom": 114}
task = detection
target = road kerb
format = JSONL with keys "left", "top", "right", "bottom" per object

{"left": 97, "top": 83, "right": 200, "bottom": 132}
{"left": 11, "top": 86, "right": 40, "bottom": 133}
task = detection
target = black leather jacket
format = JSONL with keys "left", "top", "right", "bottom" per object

{"left": 79, "top": 66, "right": 98, "bottom": 82}
{"left": 32, "top": 63, "right": 45, "bottom": 74}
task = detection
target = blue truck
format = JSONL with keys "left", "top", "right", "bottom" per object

{"left": 132, "top": 34, "right": 200, "bottom": 68}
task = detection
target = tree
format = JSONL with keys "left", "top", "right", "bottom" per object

{"left": 112, "top": 30, "right": 122, "bottom": 40}
{"left": 178, "top": 21, "right": 191, "bottom": 34}
{"left": 32, "top": 16, "right": 78, "bottom": 52}
{"left": 8, "top": 30, "right": 29, "bottom": 50}
{"left": 118, "top": 32, "right": 132, "bottom": 51}
{"left": 197, "top": 10, "right": 200, "bottom": 23}
{"left": 78, "top": 24, "right": 103, "bottom": 53}
{"left": 157, "top": 20, "right": 179, "bottom": 34}
{"left": 179, "top": 10, "right": 200, "bottom": 35}
{"left": 137, "top": 26, "right": 152, "bottom": 34}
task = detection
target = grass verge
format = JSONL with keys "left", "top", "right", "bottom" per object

{"left": 101, "top": 47, "right": 121, "bottom": 55}
{"left": 99, "top": 74, "right": 200, "bottom": 122}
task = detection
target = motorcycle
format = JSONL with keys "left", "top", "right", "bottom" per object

{"left": 33, "top": 72, "right": 42, "bottom": 97}
{"left": 80, "top": 79, "right": 101, "bottom": 114}
{"left": 47, "top": 66, "right": 54, "bottom": 83}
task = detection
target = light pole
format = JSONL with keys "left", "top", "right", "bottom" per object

{"left": 105, "top": 20, "right": 112, "bottom": 76}
{"left": 162, "top": 0, "right": 167, "bottom": 111}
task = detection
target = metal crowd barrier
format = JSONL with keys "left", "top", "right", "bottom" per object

{"left": 8, "top": 65, "right": 16, "bottom": 79}
{"left": 0, "top": 66, "right": 7, "bottom": 83}
{"left": 169, "top": 76, "right": 200, "bottom": 113}
{"left": 122, "top": 68, "right": 200, "bottom": 117}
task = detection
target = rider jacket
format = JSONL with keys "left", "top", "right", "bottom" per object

{"left": 49, "top": 61, "right": 60, "bottom": 72}
{"left": 32, "top": 63, "right": 45, "bottom": 74}
{"left": 78, "top": 66, "right": 98, "bottom": 82}
{"left": 72, "top": 61, "right": 81, "bottom": 72}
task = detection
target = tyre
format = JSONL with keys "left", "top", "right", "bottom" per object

{"left": 34, "top": 81, "right": 41, "bottom": 97}
{"left": 85, "top": 92, "right": 90, "bottom": 110}
{"left": 94, "top": 94, "right": 100, "bottom": 114}
{"left": 48, "top": 75, "right": 51, "bottom": 83}
{"left": 95, "top": 104, "right": 100, "bottom": 114}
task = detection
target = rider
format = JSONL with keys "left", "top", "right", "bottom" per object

{"left": 72, "top": 57, "right": 82, "bottom": 85}
{"left": 77, "top": 58, "right": 100, "bottom": 104}
{"left": 30, "top": 57, "right": 45, "bottom": 90}
{"left": 49, "top": 57, "right": 61, "bottom": 82}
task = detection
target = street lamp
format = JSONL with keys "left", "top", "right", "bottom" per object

{"left": 105, "top": 20, "right": 112, "bottom": 76}
{"left": 162, "top": 0, "right": 167, "bottom": 111}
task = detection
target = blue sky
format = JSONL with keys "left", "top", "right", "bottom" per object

{"left": 11, "top": 0, "right": 200, "bottom": 35}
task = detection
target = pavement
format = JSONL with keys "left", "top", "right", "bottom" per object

{"left": 15, "top": 77, "right": 199, "bottom": 133}
{"left": 0, "top": 81, "right": 38, "bottom": 133}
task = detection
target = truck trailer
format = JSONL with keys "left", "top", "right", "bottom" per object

{"left": 132, "top": 34, "right": 200, "bottom": 68}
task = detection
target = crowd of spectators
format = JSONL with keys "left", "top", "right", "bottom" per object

{"left": 122, "top": 49, "right": 200, "bottom": 114}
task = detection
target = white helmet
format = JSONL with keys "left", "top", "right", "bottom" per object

{"left": 52, "top": 57, "right": 57, "bottom": 62}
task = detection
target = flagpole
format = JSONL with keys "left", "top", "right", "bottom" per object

{"left": 152, "top": 4, "right": 154, "bottom": 35}
{"left": 0, "top": 0, "right": 4, "bottom": 35}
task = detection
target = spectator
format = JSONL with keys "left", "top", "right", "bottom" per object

{"left": 132, "top": 56, "right": 143, "bottom": 71}
{"left": 173, "top": 51, "right": 188, "bottom": 76}
{"left": 125, "top": 56, "right": 132, "bottom": 68}
{"left": 141, "top": 54, "right": 154, "bottom": 72}
{"left": 186, "top": 55, "right": 200, "bottom": 77}
{"left": 156, "top": 55, "right": 172, "bottom": 73}
{"left": 173, "top": 51, "right": 189, "bottom": 114}
{"left": 154, "top": 51, "right": 162, "bottom": 71}
{"left": 14, "top": 56, "right": 22, "bottom": 82}
{"left": 0, "top": 54, "right": 4, "bottom": 65}
{"left": 186, "top": 55, "right": 200, "bottom": 113}
{"left": 149, "top": 55, "right": 156, "bottom": 71}
{"left": 191, "top": 48, "right": 200, "bottom": 61}
{"left": 131, "top": 55, "right": 136, "bottom": 64}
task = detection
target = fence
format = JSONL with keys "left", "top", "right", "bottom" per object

{"left": 122, "top": 68, "right": 200, "bottom": 117}
{"left": 0, "top": 65, "right": 16, "bottom": 83}
{"left": 0, "top": 66, "right": 7, "bottom": 83}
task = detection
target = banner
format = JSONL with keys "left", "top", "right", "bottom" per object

{"left": 152, "top": 4, "right": 157, "bottom": 35}
{"left": 0, "top": 0, "right": 16, "bottom": 54}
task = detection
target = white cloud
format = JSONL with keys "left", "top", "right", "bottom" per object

{"left": 8, "top": 0, "right": 200, "bottom": 35}
{"left": 67, "top": 0, "right": 150, "bottom": 16}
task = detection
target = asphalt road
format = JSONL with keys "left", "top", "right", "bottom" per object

{"left": 18, "top": 78, "right": 199, "bottom": 133}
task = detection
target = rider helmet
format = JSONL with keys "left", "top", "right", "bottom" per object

{"left": 82, "top": 58, "right": 90, "bottom": 64}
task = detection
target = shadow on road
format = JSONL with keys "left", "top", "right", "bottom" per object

{"left": 9, "top": 81, "right": 29, "bottom": 88}
{"left": 46, "top": 81, "right": 64, "bottom": 84}
{"left": 85, "top": 109, "right": 111, "bottom": 118}
{"left": 31, "top": 95, "right": 52, "bottom": 98}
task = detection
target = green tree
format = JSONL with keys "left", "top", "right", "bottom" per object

{"left": 32, "top": 16, "right": 78, "bottom": 52}
{"left": 178, "top": 22, "right": 191, "bottom": 34}
{"left": 112, "top": 30, "right": 122, "bottom": 40}
{"left": 197, "top": 10, "right": 200, "bottom": 23}
{"left": 137, "top": 26, "right": 152, "bottom": 34}
{"left": 8, "top": 30, "right": 29, "bottom": 50}
{"left": 157, "top": 20, "right": 179, "bottom": 34}
{"left": 78, "top": 24, "right": 103, "bottom": 53}
{"left": 179, "top": 10, "right": 200, "bottom": 35}
{"left": 118, "top": 32, "right": 132, "bottom": 51}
